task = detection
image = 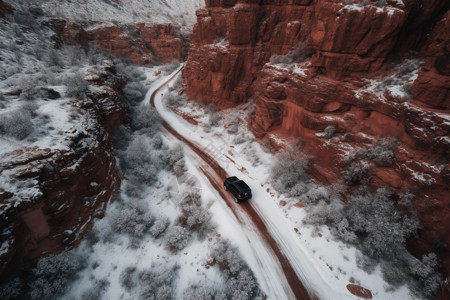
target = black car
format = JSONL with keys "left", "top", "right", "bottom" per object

{"left": 224, "top": 176, "right": 252, "bottom": 203}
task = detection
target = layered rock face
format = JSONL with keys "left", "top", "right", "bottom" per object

{"left": 53, "top": 20, "right": 184, "bottom": 65}
{"left": 184, "top": 0, "right": 450, "bottom": 291}
{"left": 0, "top": 63, "right": 125, "bottom": 279}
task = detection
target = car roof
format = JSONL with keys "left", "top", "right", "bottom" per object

{"left": 233, "top": 180, "right": 250, "bottom": 192}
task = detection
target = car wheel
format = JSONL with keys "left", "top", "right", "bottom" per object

{"left": 224, "top": 185, "right": 227, "bottom": 191}
{"left": 235, "top": 197, "right": 239, "bottom": 203}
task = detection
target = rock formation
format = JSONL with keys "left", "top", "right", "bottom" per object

{"left": 52, "top": 20, "right": 185, "bottom": 65}
{"left": 0, "top": 62, "right": 125, "bottom": 279}
{"left": 184, "top": 0, "right": 450, "bottom": 292}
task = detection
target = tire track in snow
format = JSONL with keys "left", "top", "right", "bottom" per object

{"left": 150, "top": 68, "right": 317, "bottom": 300}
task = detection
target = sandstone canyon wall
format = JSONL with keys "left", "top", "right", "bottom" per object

{"left": 184, "top": 0, "right": 450, "bottom": 295}
{"left": 0, "top": 63, "right": 125, "bottom": 280}
{"left": 52, "top": 20, "right": 185, "bottom": 65}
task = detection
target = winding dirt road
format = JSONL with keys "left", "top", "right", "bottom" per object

{"left": 150, "top": 67, "right": 316, "bottom": 300}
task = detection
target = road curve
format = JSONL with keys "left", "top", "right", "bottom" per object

{"left": 150, "top": 68, "right": 316, "bottom": 300}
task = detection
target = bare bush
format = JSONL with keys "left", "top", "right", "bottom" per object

{"left": 177, "top": 194, "right": 215, "bottom": 240}
{"left": 120, "top": 135, "right": 165, "bottom": 184}
{"left": 110, "top": 202, "right": 153, "bottom": 238}
{"left": 164, "top": 91, "right": 184, "bottom": 108}
{"left": 168, "top": 144, "right": 187, "bottom": 176}
{"left": 0, "top": 276, "right": 22, "bottom": 300}
{"left": 165, "top": 225, "right": 191, "bottom": 252}
{"left": 269, "top": 42, "right": 311, "bottom": 64}
{"left": 115, "top": 58, "right": 147, "bottom": 81}
{"left": 163, "top": 60, "right": 180, "bottom": 75}
{"left": 65, "top": 72, "right": 89, "bottom": 100}
{"left": 305, "top": 188, "right": 441, "bottom": 298}
{"left": 123, "top": 81, "right": 148, "bottom": 106}
{"left": 120, "top": 266, "right": 137, "bottom": 291}
{"left": 356, "top": 139, "right": 399, "bottom": 166}
{"left": 323, "top": 125, "right": 336, "bottom": 139}
{"left": 138, "top": 264, "right": 177, "bottom": 300}
{"left": 0, "top": 106, "right": 34, "bottom": 140}
{"left": 149, "top": 218, "right": 169, "bottom": 238}
{"left": 183, "top": 285, "right": 226, "bottom": 300}
{"left": 210, "top": 240, "right": 258, "bottom": 300}
{"left": 46, "top": 48, "right": 64, "bottom": 67}
{"left": 206, "top": 105, "right": 222, "bottom": 127}
{"left": 131, "top": 106, "right": 162, "bottom": 133}
{"left": 270, "top": 158, "right": 310, "bottom": 197}
{"left": 81, "top": 279, "right": 110, "bottom": 300}
{"left": 342, "top": 161, "right": 371, "bottom": 186}
{"left": 28, "top": 251, "right": 86, "bottom": 299}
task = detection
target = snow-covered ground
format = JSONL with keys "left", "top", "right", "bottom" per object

{"left": 57, "top": 67, "right": 263, "bottom": 300}
{"left": 153, "top": 68, "right": 419, "bottom": 300}
{"left": 37, "top": 0, "right": 204, "bottom": 26}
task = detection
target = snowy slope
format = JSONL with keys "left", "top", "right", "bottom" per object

{"left": 35, "top": 0, "right": 204, "bottom": 26}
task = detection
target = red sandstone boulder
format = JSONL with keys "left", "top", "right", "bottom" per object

{"left": 346, "top": 284, "right": 372, "bottom": 299}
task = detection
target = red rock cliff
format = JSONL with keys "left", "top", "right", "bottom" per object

{"left": 52, "top": 20, "right": 185, "bottom": 65}
{"left": 184, "top": 0, "right": 450, "bottom": 293}
{"left": 0, "top": 62, "right": 126, "bottom": 279}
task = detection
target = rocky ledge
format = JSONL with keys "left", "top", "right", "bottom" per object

{"left": 0, "top": 62, "right": 126, "bottom": 280}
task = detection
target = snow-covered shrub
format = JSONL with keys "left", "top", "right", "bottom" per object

{"left": 323, "top": 125, "right": 336, "bottom": 139}
{"left": 120, "top": 136, "right": 164, "bottom": 184}
{"left": 408, "top": 253, "right": 443, "bottom": 299}
{"left": 183, "top": 285, "right": 227, "bottom": 300}
{"left": 270, "top": 157, "right": 310, "bottom": 197}
{"left": 81, "top": 279, "right": 110, "bottom": 300}
{"left": 342, "top": 161, "right": 371, "bottom": 186}
{"left": 210, "top": 240, "right": 258, "bottom": 300}
{"left": 165, "top": 91, "right": 184, "bottom": 108}
{"left": 163, "top": 60, "right": 180, "bottom": 75}
{"left": 298, "top": 186, "right": 330, "bottom": 206}
{"left": 165, "top": 225, "right": 191, "bottom": 252}
{"left": 177, "top": 203, "right": 214, "bottom": 240}
{"left": 120, "top": 266, "right": 137, "bottom": 291}
{"left": 131, "top": 106, "right": 162, "bottom": 132}
{"left": 0, "top": 276, "right": 23, "bottom": 300}
{"left": 149, "top": 218, "right": 169, "bottom": 238}
{"left": 269, "top": 42, "right": 312, "bottom": 64}
{"left": 122, "top": 81, "right": 147, "bottom": 106}
{"left": 115, "top": 58, "right": 147, "bottom": 81}
{"left": 112, "top": 125, "right": 133, "bottom": 151}
{"left": 228, "top": 269, "right": 258, "bottom": 300}
{"left": 110, "top": 202, "right": 153, "bottom": 238}
{"left": 347, "top": 189, "right": 420, "bottom": 259}
{"left": 167, "top": 144, "right": 187, "bottom": 176}
{"left": 28, "top": 251, "right": 86, "bottom": 299}
{"left": 356, "top": 138, "right": 399, "bottom": 166}
{"left": 62, "top": 45, "right": 87, "bottom": 66}
{"left": 206, "top": 105, "right": 222, "bottom": 127}
{"left": 138, "top": 265, "right": 177, "bottom": 300}
{"left": 0, "top": 106, "right": 33, "bottom": 140}
{"left": 170, "top": 74, "right": 183, "bottom": 91}
{"left": 305, "top": 188, "right": 441, "bottom": 298}
{"left": 375, "top": 0, "right": 387, "bottom": 7}
{"left": 65, "top": 72, "right": 89, "bottom": 100}
{"left": 46, "top": 48, "right": 64, "bottom": 68}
